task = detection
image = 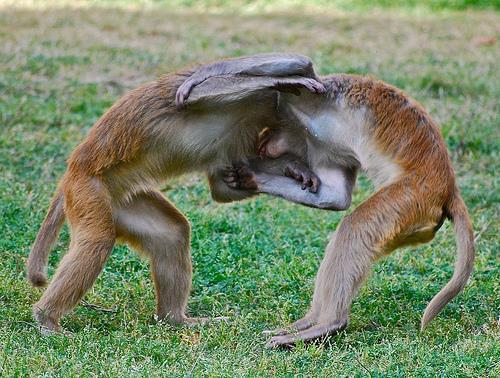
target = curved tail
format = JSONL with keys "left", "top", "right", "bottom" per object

{"left": 27, "top": 189, "right": 65, "bottom": 287}
{"left": 421, "top": 188, "right": 475, "bottom": 330}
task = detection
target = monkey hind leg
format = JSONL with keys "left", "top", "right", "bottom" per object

{"left": 266, "top": 179, "right": 432, "bottom": 348}
{"left": 263, "top": 314, "right": 316, "bottom": 336}
{"left": 115, "top": 189, "right": 210, "bottom": 325}
{"left": 266, "top": 321, "right": 347, "bottom": 349}
{"left": 34, "top": 177, "right": 115, "bottom": 333}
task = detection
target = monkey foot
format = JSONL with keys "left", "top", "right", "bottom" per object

{"left": 262, "top": 315, "right": 316, "bottom": 336}
{"left": 265, "top": 321, "right": 347, "bottom": 349}
{"left": 33, "top": 306, "right": 64, "bottom": 336}
{"left": 175, "top": 79, "right": 198, "bottom": 110}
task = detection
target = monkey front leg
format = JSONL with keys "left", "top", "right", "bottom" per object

{"left": 224, "top": 159, "right": 354, "bottom": 211}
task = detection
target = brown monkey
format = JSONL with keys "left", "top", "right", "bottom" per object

{"left": 180, "top": 69, "right": 475, "bottom": 347}
{"left": 27, "top": 53, "right": 337, "bottom": 334}
{"left": 250, "top": 76, "right": 474, "bottom": 347}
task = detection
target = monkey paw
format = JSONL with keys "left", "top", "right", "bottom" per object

{"left": 273, "top": 77, "right": 326, "bottom": 96}
{"left": 176, "top": 72, "right": 207, "bottom": 110}
{"left": 265, "top": 321, "right": 347, "bottom": 349}
{"left": 223, "top": 165, "right": 259, "bottom": 191}
{"left": 175, "top": 80, "right": 195, "bottom": 110}
{"left": 298, "top": 77, "right": 326, "bottom": 93}
{"left": 284, "top": 161, "right": 320, "bottom": 193}
{"left": 33, "top": 306, "right": 73, "bottom": 337}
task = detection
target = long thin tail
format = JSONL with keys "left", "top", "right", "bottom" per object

{"left": 27, "top": 189, "right": 65, "bottom": 287}
{"left": 421, "top": 188, "right": 475, "bottom": 330}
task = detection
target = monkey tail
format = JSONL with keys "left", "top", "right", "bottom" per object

{"left": 27, "top": 189, "right": 65, "bottom": 287}
{"left": 421, "top": 188, "right": 475, "bottom": 330}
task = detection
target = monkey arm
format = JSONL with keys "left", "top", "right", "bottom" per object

{"left": 176, "top": 53, "right": 324, "bottom": 108}
{"left": 255, "top": 168, "right": 354, "bottom": 211}
{"left": 224, "top": 156, "right": 356, "bottom": 211}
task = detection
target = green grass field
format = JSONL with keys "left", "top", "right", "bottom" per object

{"left": 0, "top": 1, "right": 498, "bottom": 376}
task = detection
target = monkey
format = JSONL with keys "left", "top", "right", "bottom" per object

{"left": 178, "top": 65, "right": 475, "bottom": 348}
{"left": 27, "top": 53, "right": 351, "bottom": 334}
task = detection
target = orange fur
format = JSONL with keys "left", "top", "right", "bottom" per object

{"left": 27, "top": 67, "right": 272, "bottom": 332}
{"left": 27, "top": 54, "right": 322, "bottom": 334}
{"left": 264, "top": 74, "right": 474, "bottom": 347}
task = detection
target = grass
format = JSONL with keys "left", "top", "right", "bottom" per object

{"left": 0, "top": 1, "right": 498, "bottom": 376}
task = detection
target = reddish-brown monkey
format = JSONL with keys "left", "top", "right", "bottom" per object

{"left": 179, "top": 68, "right": 475, "bottom": 347}
{"left": 222, "top": 75, "right": 475, "bottom": 347}
{"left": 27, "top": 53, "right": 333, "bottom": 334}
